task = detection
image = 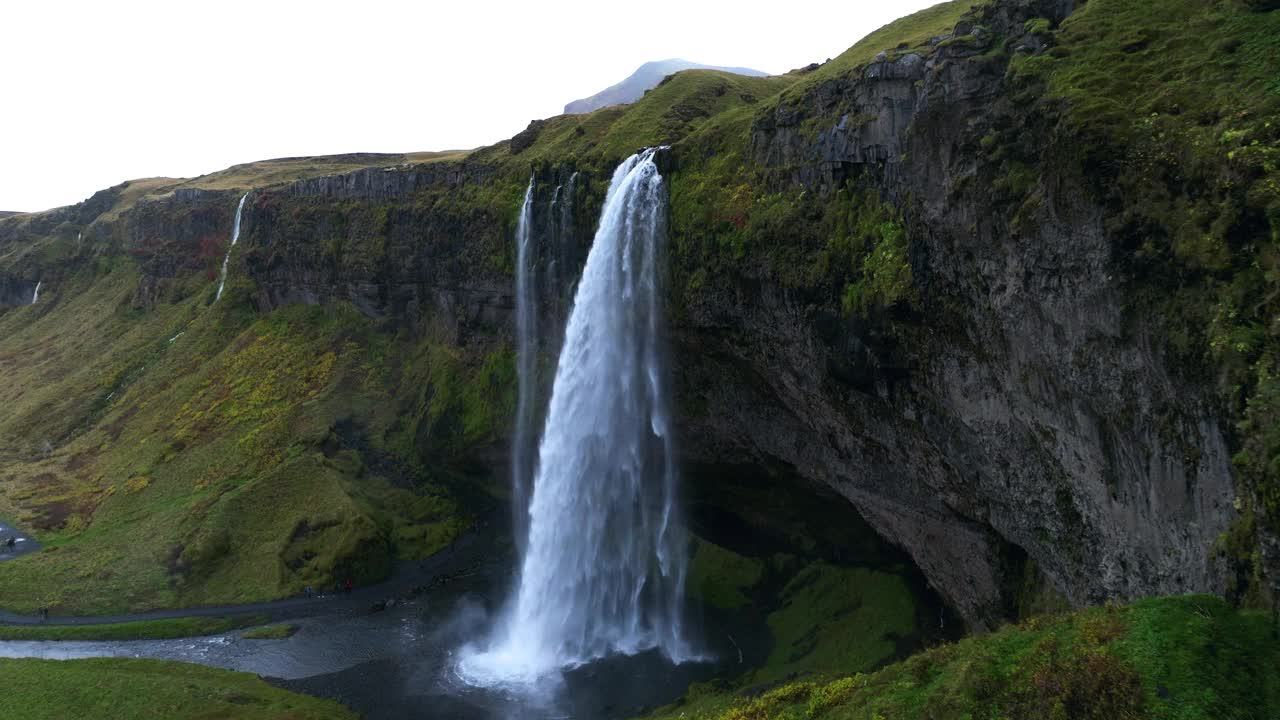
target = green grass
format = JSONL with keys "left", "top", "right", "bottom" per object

{"left": 0, "top": 615, "right": 263, "bottom": 641}
{"left": 0, "top": 657, "right": 355, "bottom": 719}
{"left": 0, "top": 264, "right": 480, "bottom": 613}
{"left": 641, "top": 595, "right": 1280, "bottom": 720}
{"left": 242, "top": 623, "right": 298, "bottom": 640}
{"left": 473, "top": 69, "right": 796, "bottom": 172}
{"left": 760, "top": 564, "right": 918, "bottom": 684}
{"left": 689, "top": 538, "right": 766, "bottom": 611}
{"left": 777, "top": 0, "right": 980, "bottom": 99}
{"left": 686, "top": 535, "right": 926, "bottom": 688}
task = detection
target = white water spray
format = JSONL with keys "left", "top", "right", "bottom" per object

{"left": 214, "top": 193, "right": 248, "bottom": 302}
{"left": 31, "top": 281, "right": 41, "bottom": 304}
{"left": 459, "top": 149, "right": 694, "bottom": 685}
{"left": 511, "top": 178, "right": 537, "bottom": 556}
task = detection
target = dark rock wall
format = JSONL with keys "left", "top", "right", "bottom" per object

{"left": 0, "top": 0, "right": 1245, "bottom": 630}
{"left": 714, "top": 0, "right": 1235, "bottom": 625}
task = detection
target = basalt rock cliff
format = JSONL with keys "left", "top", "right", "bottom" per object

{"left": 0, "top": 0, "right": 1276, "bottom": 627}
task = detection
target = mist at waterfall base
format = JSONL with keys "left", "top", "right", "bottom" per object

{"left": 455, "top": 149, "right": 703, "bottom": 692}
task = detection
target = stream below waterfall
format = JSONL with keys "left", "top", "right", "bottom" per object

{"left": 0, "top": 528, "right": 755, "bottom": 720}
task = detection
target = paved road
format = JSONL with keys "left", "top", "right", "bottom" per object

{"left": 0, "top": 518, "right": 40, "bottom": 562}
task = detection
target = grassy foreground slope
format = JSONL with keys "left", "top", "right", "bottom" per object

{"left": 643, "top": 596, "right": 1279, "bottom": 720}
{"left": 0, "top": 657, "right": 355, "bottom": 720}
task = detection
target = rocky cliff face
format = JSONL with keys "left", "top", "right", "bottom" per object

{"left": 0, "top": 0, "right": 1262, "bottom": 628}
{"left": 682, "top": 0, "right": 1237, "bottom": 626}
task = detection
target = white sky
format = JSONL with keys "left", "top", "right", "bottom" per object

{"left": 1, "top": 0, "right": 944, "bottom": 212}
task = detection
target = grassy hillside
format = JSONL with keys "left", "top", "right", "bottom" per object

{"left": 474, "top": 69, "right": 797, "bottom": 170}
{"left": 0, "top": 262, "right": 484, "bottom": 613}
{"left": 0, "top": 0, "right": 1274, "bottom": 628}
{"left": 0, "top": 657, "right": 355, "bottom": 720}
{"left": 641, "top": 595, "right": 1280, "bottom": 720}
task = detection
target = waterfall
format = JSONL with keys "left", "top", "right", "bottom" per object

{"left": 548, "top": 171, "right": 578, "bottom": 322}
{"left": 214, "top": 193, "right": 249, "bottom": 302}
{"left": 31, "top": 281, "right": 41, "bottom": 305}
{"left": 459, "top": 148, "right": 694, "bottom": 685}
{"left": 511, "top": 178, "right": 537, "bottom": 557}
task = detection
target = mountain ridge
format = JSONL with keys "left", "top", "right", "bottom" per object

{"left": 563, "top": 58, "right": 769, "bottom": 114}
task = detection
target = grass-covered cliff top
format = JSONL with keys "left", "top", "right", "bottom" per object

{"left": 473, "top": 69, "right": 798, "bottom": 169}
{"left": 175, "top": 150, "right": 471, "bottom": 192}
{"left": 773, "top": 0, "right": 979, "bottom": 105}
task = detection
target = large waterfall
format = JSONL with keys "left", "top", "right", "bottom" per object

{"left": 511, "top": 179, "right": 537, "bottom": 556}
{"left": 31, "top": 281, "right": 41, "bottom": 304}
{"left": 459, "top": 149, "right": 694, "bottom": 685}
{"left": 214, "top": 193, "right": 248, "bottom": 302}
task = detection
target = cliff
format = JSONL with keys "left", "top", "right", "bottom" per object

{"left": 0, "top": 0, "right": 1276, "bottom": 633}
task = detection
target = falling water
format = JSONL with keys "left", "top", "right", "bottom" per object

{"left": 511, "top": 178, "right": 537, "bottom": 557}
{"left": 214, "top": 193, "right": 249, "bottom": 302}
{"left": 31, "top": 281, "right": 41, "bottom": 304}
{"left": 459, "top": 148, "right": 694, "bottom": 685}
{"left": 548, "top": 171, "right": 578, "bottom": 322}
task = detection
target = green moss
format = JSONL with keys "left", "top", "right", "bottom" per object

{"left": 761, "top": 563, "right": 918, "bottom": 683}
{"left": 1024, "top": 17, "right": 1052, "bottom": 34}
{"left": 841, "top": 219, "right": 913, "bottom": 316}
{"left": 689, "top": 538, "right": 766, "bottom": 611}
{"left": 0, "top": 657, "right": 354, "bottom": 719}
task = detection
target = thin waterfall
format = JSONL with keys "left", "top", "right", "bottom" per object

{"left": 31, "top": 281, "right": 41, "bottom": 304}
{"left": 547, "top": 171, "right": 578, "bottom": 324}
{"left": 459, "top": 148, "right": 694, "bottom": 684}
{"left": 214, "top": 193, "right": 249, "bottom": 302}
{"left": 511, "top": 178, "right": 537, "bottom": 557}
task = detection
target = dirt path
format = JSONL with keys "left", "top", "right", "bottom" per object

{"left": 0, "top": 528, "right": 496, "bottom": 628}
{"left": 0, "top": 518, "right": 41, "bottom": 562}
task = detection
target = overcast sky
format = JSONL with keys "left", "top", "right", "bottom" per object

{"left": 2, "top": 0, "right": 944, "bottom": 212}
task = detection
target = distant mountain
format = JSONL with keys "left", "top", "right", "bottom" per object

{"left": 563, "top": 59, "right": 768, "bottom": 114}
